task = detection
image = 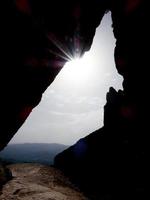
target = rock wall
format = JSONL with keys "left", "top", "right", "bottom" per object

{"left": 54, "top": 87, "right": 148, "bottom": 199}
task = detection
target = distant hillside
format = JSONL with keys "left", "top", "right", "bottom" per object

{"left": 0, "top": 143, "right": 69, "bottom": 165}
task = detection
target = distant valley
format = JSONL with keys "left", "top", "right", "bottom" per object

{"left": 0, "top": 143, "right": 69, "bottom": 165}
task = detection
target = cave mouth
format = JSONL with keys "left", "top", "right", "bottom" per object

{"left": 9, "top": 13, "right": 123, "bottom": 146}
{"left": 1, "top": 1, "right": 148, "bottom": 198}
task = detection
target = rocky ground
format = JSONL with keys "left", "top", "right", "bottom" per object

{"left": 0, "top": 163, "right": 87, "bottom": 200}
{"left": 0, "top": 163, "right": 12, "bottom": 189}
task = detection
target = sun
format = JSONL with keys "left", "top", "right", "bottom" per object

{"left": 59, "top": 52, "right": 98, "bottom": 84}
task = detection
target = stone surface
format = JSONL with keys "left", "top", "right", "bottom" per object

{"left": 0, "top": 163, "right": 87, "bottom": 200}
{"left": 0, "top": 162, "right": 12, "bottom": 190}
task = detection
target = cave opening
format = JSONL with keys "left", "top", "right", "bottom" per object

{"left": 1, "top": 1, "right": 148, "bottom": 198}
{"left": 9, "top": 13, "right": 123, "bottom": 146}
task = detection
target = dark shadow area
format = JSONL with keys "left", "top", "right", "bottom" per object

{"left": 55, "top": 87, "right": 148, "bottom": 199}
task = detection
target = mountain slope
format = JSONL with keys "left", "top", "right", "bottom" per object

{"left": 0, "top": 143, "right": 68, "bottom": 165}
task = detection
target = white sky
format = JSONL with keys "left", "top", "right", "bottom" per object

{"left": 10, "top": 13, "right": 123, "bottom": 145}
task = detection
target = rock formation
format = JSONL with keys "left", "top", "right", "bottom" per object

{"left": 54, "top": 87, "right": 148, "bottom": 199}
{"left": 0, "top": 163, "right": 87, "bottom": 200}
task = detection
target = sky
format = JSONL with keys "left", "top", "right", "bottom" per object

{"left": 10, "top": 13, "right": 123, "bottom": 145}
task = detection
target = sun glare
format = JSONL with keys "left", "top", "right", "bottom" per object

{"left": 59, "top": 53, "right": 100, "bottom": 84}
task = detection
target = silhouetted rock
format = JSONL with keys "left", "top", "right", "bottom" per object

{"left": 54, "top": 87, "right": 148, "bottom": 199}
{"left": 0, "top": 163, "right": 87, "bottom": 200}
